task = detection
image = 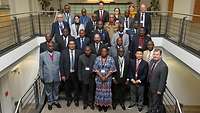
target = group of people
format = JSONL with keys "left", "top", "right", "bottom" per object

{"left": 39, "top": 1, "right": 168, "bottom": 113}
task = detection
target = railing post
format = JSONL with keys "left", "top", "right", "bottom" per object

{"left": 13, "top": 16, "right": 21, "bottom": 44}
{"left": 158, "top": 14, "right": 162, "bottom": 36}
{"left": 34, "top": 80, "right": 39, "bottom": 109}
{"left": 38, "top": 13, "right": 42, "bottom": 35}
{"left": 178, "top": 16, "right": 187, "bottom": 46}
{"left": 165, "top": 15, "right": 169, "bottom": 38}
{"left": 30, "top": 14, "right": 35, "bottom": 36}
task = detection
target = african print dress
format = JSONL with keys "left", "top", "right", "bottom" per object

{"left": 93, "top": 56, "right": 117, "bottom": 106}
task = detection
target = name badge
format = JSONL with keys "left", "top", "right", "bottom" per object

{"left": 101, "top": 69, "right": 106, "bottom": 73}
{"left": 85, "top": 67, "right": 90, "bottom": 71}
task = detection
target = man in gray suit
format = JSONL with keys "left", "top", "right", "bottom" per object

{"left": 78, "top": 46, "right": 97, "bottom": 110}
{"left": 39, "top": 42, "right": 61, "bottom": 110}
{"left": 111, "top": 24, "right": 129, "bottom": 50}
{"left": 110, "top": 37, "right": 129, "bottom": 58}
{"left": 147, "top": 48, "right": 168, "bottom": 113}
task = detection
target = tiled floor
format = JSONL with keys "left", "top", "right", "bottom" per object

{"left": 41, "top": 100, "right": 148, "bottom": 113}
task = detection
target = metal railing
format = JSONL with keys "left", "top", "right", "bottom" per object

{"left": 14, "top": 76, "right": 45, "bottom": 113}
{"left": 163, "top": 87, "right": 183, "bottom": 113}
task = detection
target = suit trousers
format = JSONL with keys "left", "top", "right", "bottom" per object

{"left": 130, "top": 84, "right": 144, "bottom": 108}
{"left": 148, "top": 90, "right": 164, "bottom": 113}
{"left": 112, "top": 82, "right": 126, "bottom": 105}
{"left": 44, "top": 81, "right": 60, "bottom": 105}
{"left": 81, "top": 74, "right": 96, "bottom": 105}
{"left": 64, "top": 72, "right": 79, "bottom": 101}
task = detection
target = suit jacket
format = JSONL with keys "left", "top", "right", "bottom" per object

{"left": 128, "top": 59, "right": 149, "bottom": 85}
{"left": 109, "top": 45, "right": 129, "bottom": 58}
{"left": 94, "top": 10, "right": 109, "bottom": 23}
{"left": 135, "top": 12, "right": 152, "bottom": 35}
{"left": 56, "top": 35, "right": 75, "bottom": 51}
{"left": 75, "top": 37, "right": 90, "bottom": 54}
{"left": 39, "top": 51, "right": 61, "bottom": 83}
{"left": 120, "top": 17, "right": 134, "bottom": 29}
{"left": 85, "top": 20, "right": 97, "bottom": 40}
{"left": 40, "top": 42, "right": 48, "bottom": 53}
{"left": 130, "top": 35, "right": 152, "bottom": 59}
{"left": 63, "top": 12, "right": 74, "bottom": 27}
{"left": 51, "top": 21, "right": 70, "bottom": 40}
{"left": 113, "top": 56, "right": 129, "bottom": 84}
{"left": 148, "top": 59, "right": 168, "bottom": 93}
{"left": 60, "top": 49, "right": 80, "bottom": 78}
{"left": 94, "top": 29, "right": 110, "bottom": 47}
{"left": 80, "top": 15, "right": 91, "bottom": 27}
{"left": 70, "top": 23, "right": 85, "bottom": 39}
{"left": 90, "top": 42, "right": 104, "bottom": 55}
{"left": 111, "top": 32, "right": 129, "bottom": 49}
{"left": 126, "top": 28, "right": 139, "bottom": 51}
{"left": 78, "top": 54, "right": 97, "bottom": 84}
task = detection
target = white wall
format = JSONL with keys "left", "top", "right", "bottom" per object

{"left": 173, "top": 0, "right": 195, "bottom": 18}
{"left": 0, "top": 48, "right": 40, "bottom": 113}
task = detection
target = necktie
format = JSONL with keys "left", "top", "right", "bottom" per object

{"left": 100, "top": 10, "right": 103, "bottom": 21}
{"left": 141, "top": 13, "right": 144, "bottom": 21}
{"left": 125, "top": 18, "right": 128, "bottom": 28}
{"left": 76, "top": 24, "right": 79, "bottom": 35}
{"left": 80, "top": 38, "right": 83, "bottom": 49}
{"left": 139, "top": 37, "right": 144, "bottom": 48}
{"left": 151, "top": 62, "right": 156, "bottom": 73}
{"left": 49, "top": 53, "right": 53, "bottom": 61}
{"left": 135, "top": 60, "right": 140, "bottom": 78}
{"left": 71, "top": 50, "right": 74, "bottom": 71}
{"left": 95, "top": 43, "right": 99, "bottom": 53}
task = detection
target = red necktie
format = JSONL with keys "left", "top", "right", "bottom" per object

{"left": 100, "top": 10, "right": 103, "bottom": 21}
{"left": 139, "top": 37, "right": 144, "bottom": 48}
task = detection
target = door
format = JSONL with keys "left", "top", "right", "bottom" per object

{"left": 192, "top": 0, "right": 200, "bottom": 23}
{"left": 168, "top": 0, "right": 174, "bottom": 16}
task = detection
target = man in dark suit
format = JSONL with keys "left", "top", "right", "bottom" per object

{"left": 112, "top": 47, "right": 129, "bottom": 110}
{"left": 128, "top": 48, "right": 148, "bottom": 112}
{"left": 56, "top": 28, "right": 75, "bottom": 51}
{"left": 135, "top": 4, "right": 151, "bottom": 35}
{"left": 94, "top": 1, "right": 109, "bottom": 23}
{"left": 147, "top": 48, "right": 168, "bottom": 113}
{"left": 78, "top": 46, "right": 97, "bottom": 110}
{"left": 120, "top": 10, "right": 134, "bottom": 30}
{"left": 51, "top": 13, "right": 71, "bottom": 42}
{"left": 90, "top": 33, "right": 104, "bottom": 56}
{"left": 75, "top": 29, "right": 90, "bottom": 54}
{"left": 130, "top": 27, "right": 152, "bottom": 59}
{"left": 80, "top": 8, "right": 91, "bottom": 28}
{"left": 60, "top": 40, "right": 80, "bottom": 107}
{"left": 40, "top": 33, "right": 52, "bottom": 53}
{"left": 85, "top": 14, "right": 98, "bottom": 41}
{"left": 94, "top": 21, "right": 110, "bottom": 47}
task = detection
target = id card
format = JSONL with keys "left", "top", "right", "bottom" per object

{"left": 85, "top": 67, "right": 90, "bottom": 71}
{"left": 101, "top": 69, "right": 106, "bottom": 73}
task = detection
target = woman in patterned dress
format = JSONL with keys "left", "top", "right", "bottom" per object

{"left": 93, "top": 47, "right": 117, "bottom": 112}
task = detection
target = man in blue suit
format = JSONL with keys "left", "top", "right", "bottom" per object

{"left": 51, "top": 13, "right": 70, "bottom": 42}
{"left": 75, "top": 29, "right": 90, "bottom": 54}
{"left": 80, "top": 8, "right": 91, "bottom": 28}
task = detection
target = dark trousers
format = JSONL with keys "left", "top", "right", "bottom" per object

{"left": 44, "top": 81, "right": 60, "bottom": 105}
{"left": 148, "top": 90, "right": 164, "bottom": 113}
{"left": 82, "top": 74, "right": 96, "bottom": 105}
{"left": 64, "top": 72, "right": 79, "bottom": 101}
{"left": 130, "top": 84, "right": 145, "bottom": 108}
{"left": 112, "top": 82, "right": 126, "bottom": 105}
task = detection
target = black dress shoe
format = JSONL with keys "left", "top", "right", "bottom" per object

{"left": 127, "top": 104, "right": 135, "bottom": 109}
{"left": 83, "top": 104, "right": 88, "bottom": 109}
{"left": 113, "top": 104, "right": 116, "bottom": 110}
{"left": 103, "top": 106, "right": 108, "bottom": 112}
{"left": 74, "top": 100, "right": 79, "bottom": 107}
{"left": 120, "top": 104, "right": 126, "bottom": 110}
{"left": 54, "top": 102, "right": 62, "bottom": 108}
{"left": 89, "top": 104, "right": 95, "bottom": 110}
{"left": 138, "top": 107, "right": 143, "bottom": 112}
{"left": 98, "top": 106, "right": 102, "bottom": 112}
{"left": 67, "top": 100, "right": 72, "bottom": 107}
{"left": 48, "top": 105, "right": 52, "bottom": 110}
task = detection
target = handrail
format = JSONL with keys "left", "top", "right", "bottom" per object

{"left": 14, "top": 76, "right": 42, "bottom": 113}
{"left": 164, "top": 87, "right": 183, "bottom": 113}
{"left": 1, "top": 10, "right": 200, "bottom": 18}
